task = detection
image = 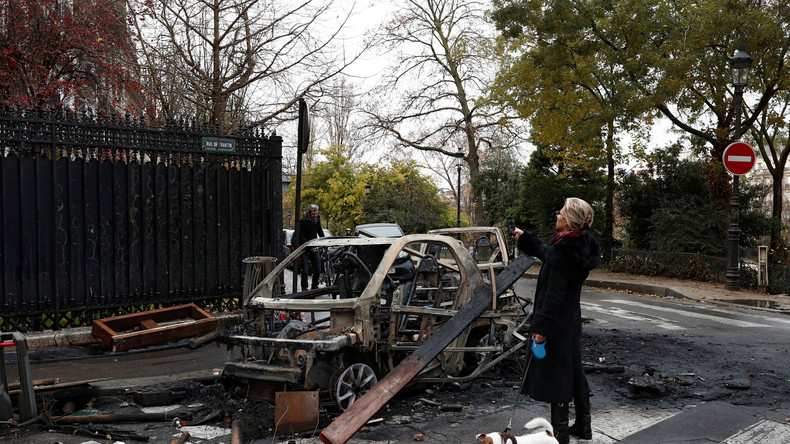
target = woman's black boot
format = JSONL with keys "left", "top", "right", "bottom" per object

{"left": 569, "top": 395, "right": 592, "bottom": 439}
{"left": 551, "top": 403, "right": 570, "bottom": 444}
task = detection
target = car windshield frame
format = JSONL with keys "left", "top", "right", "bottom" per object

{"left": 355, "top": 224, "right": 404, "bottom": 238}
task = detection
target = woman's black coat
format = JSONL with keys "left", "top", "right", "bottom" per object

{"left": 517, "top": 230, "right": 600, "bottom": 403}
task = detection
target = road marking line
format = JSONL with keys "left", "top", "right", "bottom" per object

{"left": 588, "top": 406, "right": 681, "bottom": 443}
{"left": 600, "top": 299, "right": 769, "bottom": 328}
{"left": 581, "top": 302, "right": 685, "bottom": 331}
{"left": 721, "top": 419, "right": 790, "bottom": 444}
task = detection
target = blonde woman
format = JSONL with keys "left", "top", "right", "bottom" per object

{"left": 512, "top": 197, "right": 600, "bottom": 444}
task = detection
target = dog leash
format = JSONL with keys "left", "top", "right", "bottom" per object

{"left": 508, "top": 338, "right": 534, "bottom": 430}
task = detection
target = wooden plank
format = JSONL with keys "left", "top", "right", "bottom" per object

{"left": 318, "top": 254, "right": 535, "bottom": 444}
{"left": 112, "top": 319, "right": 217, "bottom": 351}
{"left": 90, "top": 320, "right": 116, "bottom": 346}
{"left": 139, "top": 319, "right": 159, "bottom": 330}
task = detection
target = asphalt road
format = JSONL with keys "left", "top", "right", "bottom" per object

{"left": 3, "top": 278, "right": 790, "bottom": 443}
{"left": 344, "top": 281, "right": 790, "bottom": 444}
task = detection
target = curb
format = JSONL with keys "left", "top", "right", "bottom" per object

{"left": 583, "top": 279, "right": 699, "bottom": 301}
{"left": 524, "top": 272, "right": 789, "bottom": 315}
{"left": 22, "top": 312, "right": 245, "bottom": 350}
{"left": 524, "top": 272, "right": 697, "bottom": 300}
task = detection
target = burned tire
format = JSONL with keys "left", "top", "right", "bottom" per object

{"left": 331, "top": 363, "right": 378, "bottom": 411}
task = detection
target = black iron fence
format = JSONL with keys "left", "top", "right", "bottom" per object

{"left": 0, "top": 108, "right": 283, "bottom": 331}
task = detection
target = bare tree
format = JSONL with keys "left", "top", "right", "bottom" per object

{"left": 310, "top": 77, "right": 366, "bottom": 160}
{"left": 361, "top": 0, "right": 523, "bottom": 224}
{"left": 127, "top": 0, "right": 370, "bottom": 131}
{"left": 324, "top": 78, "right": 355, "bottom": 147}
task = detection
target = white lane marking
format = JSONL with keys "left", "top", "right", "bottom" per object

{"left": 601, "top": 299, "right": 769, "bottom": 328}
{"left": 721, "top": 419, "right": 790, "bottom": 444}
{"left": 581, "top": 302, "right": 685, "bottom": 331}
{"left": 588, "top": 407, "right": 681, "bottom": 443}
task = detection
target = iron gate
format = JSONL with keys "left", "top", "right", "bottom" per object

{"left": 0, "top": 108, "right": 283, "bottom": 331}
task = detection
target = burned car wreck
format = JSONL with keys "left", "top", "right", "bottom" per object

{"left": 220, "top": 234, "right": 530, "bottom": 411}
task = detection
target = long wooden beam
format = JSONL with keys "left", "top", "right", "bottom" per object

{"left": 319, "top": 254, "right": 534, "bottom": 444}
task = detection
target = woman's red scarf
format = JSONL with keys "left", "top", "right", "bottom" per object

{"left": 554, "top": 230, "right": 584, "bottom": 242}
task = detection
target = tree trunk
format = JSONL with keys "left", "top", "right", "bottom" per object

{"left": 707, "top": 139, "right": 733, "bottom": 211}
{"left": 466, "top": 133, "right": 482, "bottom": 225}
{"left": 602, "top": 123, "right": 616, "bottom": 263}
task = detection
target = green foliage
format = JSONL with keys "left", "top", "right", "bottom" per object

{"left": 617, "top": 150, "right": 772, "bottom": 256}
{"left": 647, "top": 197, "right": 727, "bottom": 255}
{"left": 609, "top": 250, "right": 727, "bottom": 282}
{"left": 362, "top": 160, "right": 454, "bottom": 234}
{"left": 298, "top": 146, "right": 367, "bottom": 235}
{"left": 618, "top": 152, "right": 727, "bottom": 255}
{"left": 293, "top": 149, "right": 454, "bottom": 235}
{"left": 515, "top": 145, "right": 606, "bottom": 241}
{"left": 491, "top": 0, "right": 790, "bottom": 211}
{"left": 738, "top": 181, "right": 775, "bottom": 249}
{"left": 471, "top": 148, "right": 523, "bottom": 227}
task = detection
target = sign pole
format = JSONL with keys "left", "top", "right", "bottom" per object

{"left": 725, "top": 86, "right": 747, "bottom": 291}
{"left": 293, "top": 99, "right": 310, "bottom": 292}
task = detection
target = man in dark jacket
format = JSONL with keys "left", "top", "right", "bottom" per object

{"left": 297, "top": 204, "right": 325, "bottom": 291}
{"left": 512, "top": 197, "right": 600, "bottom": 444}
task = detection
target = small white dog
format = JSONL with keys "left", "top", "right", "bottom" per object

{"left": 475, "top": 417, "right": 559, "bottom": 444}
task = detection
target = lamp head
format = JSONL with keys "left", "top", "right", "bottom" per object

{"left": 730, "top": 45, "right": 753, "bottom": 87}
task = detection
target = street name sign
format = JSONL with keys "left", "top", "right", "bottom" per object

{"left": 722, "top": 142, "right": 755, "bottom": 175}
{"left": 202, "top": 137, "right": 235, "bottom": 152}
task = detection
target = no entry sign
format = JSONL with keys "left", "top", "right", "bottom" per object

{"left": 722, "top": 142, "right": 756, "bottom": 176}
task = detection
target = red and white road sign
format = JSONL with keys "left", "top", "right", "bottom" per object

{"left": 722, "top": 142, "right": 756, "bottom": 176}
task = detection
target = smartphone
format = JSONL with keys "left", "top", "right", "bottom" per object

{"left": 507, "top": 216, "right": 516, "bottom": 236}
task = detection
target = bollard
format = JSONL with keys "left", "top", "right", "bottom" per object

{"left": 0, "top": 332, "right": 38, "bottom": 421}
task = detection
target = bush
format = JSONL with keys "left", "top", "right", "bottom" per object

{"left": 611, "top": 249, "right": 790, "bottom": 294}
{"left": 609, "top": 249, "right": 726, "bottom": 282}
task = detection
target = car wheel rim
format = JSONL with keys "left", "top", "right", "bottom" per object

{"left": 334, "top": 363, "right": 378, "bottom": 411}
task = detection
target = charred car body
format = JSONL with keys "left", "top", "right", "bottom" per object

{"left": 221, "top": 234, "right": 529, "bottom": 410}
{"left": 425, "top": 226, "right": 513, "bottom": 273}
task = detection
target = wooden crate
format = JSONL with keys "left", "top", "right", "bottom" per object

{"left": 91, "top": 304, "right": 218, "bottom": 351}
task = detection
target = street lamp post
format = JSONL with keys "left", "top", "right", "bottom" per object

{"left": 454, "top": 149, "right": 465, "bottom": 227}
{"left": 724, "top": 46, "right": 753, "bottom": 291}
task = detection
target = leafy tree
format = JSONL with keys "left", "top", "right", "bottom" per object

{"left": 647, "top": 197, "right": 727, "bottom": 255}
{"left": 471, "top": 146, "right": 523, "bottom": 227}
{"left": 737, "top": 180, "right": 776, "bottom": 250}
{"left": 515, "top": 145, "right": 606, "bottom": 243}
{"left": 292, "top": 151, "right": 453, "bottom": 235}
{"left": 363, "top": 0, "right": 525, "bottom": 224}
{"left": 0, "top": 0, "right": 143, "bottom": 112}
{"left": 618, "top": 149, "right": 771, "bottom": 256}
{"left": 293, "top": 146, "right": 366, "bottom": 235}
{"left": 490, "top": 0, "right": 656, "bottom": 261}
{"left": 490, "top": 0, "right": 790, "bottom": 217}
{"left": 362, "top": 161, "right": 454, "bottom": 233}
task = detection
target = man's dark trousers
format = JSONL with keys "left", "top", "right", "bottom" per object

{"left": 301, "top": 249, "right": 321, "bottom": 291}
